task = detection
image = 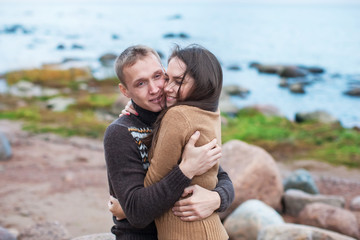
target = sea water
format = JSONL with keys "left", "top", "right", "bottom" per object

{"left": 0, "top": 0, "right": 359, "bottom": 127}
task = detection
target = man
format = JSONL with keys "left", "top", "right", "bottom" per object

{"left": 104, "top": 45, "right": 234, "bottom": 239}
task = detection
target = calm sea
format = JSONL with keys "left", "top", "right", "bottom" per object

{"left": 1, "top": 0, "right": 359, "bottom": 127}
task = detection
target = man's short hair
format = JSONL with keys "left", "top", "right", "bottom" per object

{"left": 114, "top": 45, "right": 162, "bottom": 86}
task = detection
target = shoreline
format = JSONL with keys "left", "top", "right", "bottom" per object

{"left": 1, "top": 119, "right": 360, "bottom": 238}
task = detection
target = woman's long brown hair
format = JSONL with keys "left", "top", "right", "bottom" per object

{"left": 146, "top": 44, "right": 223, "bottom": 158}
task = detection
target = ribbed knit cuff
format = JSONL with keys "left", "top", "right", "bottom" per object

{"left": 213, "top": 186, "right": 227, "bottom": 212}
{"left": 167, "top": 165, "right": 192, "bottom": 194}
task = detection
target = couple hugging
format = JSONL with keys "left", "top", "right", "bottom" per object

{"left": 104, "top": 44, "right": 234, "bottom": 240}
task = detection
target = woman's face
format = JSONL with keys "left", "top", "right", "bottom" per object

{"left": 164, "top": 57, "right": 194, "bottom": 107}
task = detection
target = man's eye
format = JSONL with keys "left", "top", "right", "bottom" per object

{"left": 137, "top": 81, "right": 145, "bottom": 87}
{"left": 154, "top": 74, "right": 161, "bottom": 79}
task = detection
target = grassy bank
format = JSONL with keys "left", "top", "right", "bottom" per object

{"left": 222, "top": 109, "right": 360, "bottom": 168}
{"left": 1, "top": 67, "right": 359, "bottom": 168}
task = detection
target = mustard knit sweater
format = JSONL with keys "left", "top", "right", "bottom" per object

{"left": 144, "top": 105, "right": 228, "bottom": 240}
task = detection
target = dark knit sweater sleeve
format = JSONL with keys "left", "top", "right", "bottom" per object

{"left": 104, "top": 123, "right": 191, "bottom": 228}
{"left": 213, "top": 165, "right": 235, "bottom": 212}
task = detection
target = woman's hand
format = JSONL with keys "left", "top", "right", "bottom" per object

{"left": 179, "top": 131, "right": 221, "bottom": 179}
{"left": 172, "top": 185, "right": 221, "bottom": 221}
{"left": 119, "top": 100, "right": 138, "bottom": 117}
{"left": 108, "top": 196, "right": 126, "bottom": 220}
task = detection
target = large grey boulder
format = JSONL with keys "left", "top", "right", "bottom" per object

{"left": 220, "top": 140, "right": 283, "bottom": 219}
{"left": 0, "top": 226, "right": 16, "bottom": 240}
{"left": 0, "top": 132, "right": 12, "bottom": 161}
{"left": 46, "top": 97, "right": 76, "bottom": 112}
{"left": 258, "top": 223, "right": 356, "bottom": 240}
{"left": 295, "top": 110, "right": 339, "bottom": 124}
{"left": 224, "top": 199, "right": 284, "bottom": 240}
{"left": 283, "top": 189, "right": 345, "bottom": 217}
{"left": 283, "top": 168, "right": 319, "bottom": 194}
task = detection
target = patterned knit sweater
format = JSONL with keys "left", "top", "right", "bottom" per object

{"left": 144, "top": 105, "right": 229, "bottom": 240}
{"left": 104, "top": 102, "right": 234, "bottom": 239}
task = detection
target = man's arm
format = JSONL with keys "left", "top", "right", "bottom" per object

{"left": 213, "top": 165, "right": 234, "bottom": 212}
{"left": 171, "top": 166, "right": 234, "bottom": 221}
{"left": 105, "top": 123, "right": 191, "bottom": 228}
{"left": 105, "top": 123, "right": 221, "bottom": 228}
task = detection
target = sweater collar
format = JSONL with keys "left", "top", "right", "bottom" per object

{"left": 132, "top": 100, "right": 160, "bottom": 126}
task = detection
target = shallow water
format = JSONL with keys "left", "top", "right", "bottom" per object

{"left": 1, "top": 0, "right": 359, "bottom": 127}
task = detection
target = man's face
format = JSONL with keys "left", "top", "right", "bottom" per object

{"left": 119, "top": 53, "right": 166, "bottom": 112}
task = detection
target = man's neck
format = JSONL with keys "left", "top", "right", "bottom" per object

{"left": 132, "top": 100, "right": 160, "bottom": 126}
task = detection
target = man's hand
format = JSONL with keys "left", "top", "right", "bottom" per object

{"left": 108, "top": 196, "right": 126, "bottom": 220}
{"left": 172, "top": 185, "right": 221, "bottom": 221}
{"left": 179, "top": 131, "right": 221, "bottom": 179}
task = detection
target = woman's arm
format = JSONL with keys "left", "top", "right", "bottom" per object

{"left": 144, "top": 109, "right": 191, "bottom": 187}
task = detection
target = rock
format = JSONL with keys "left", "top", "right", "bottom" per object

{"left": 283, "top": 189, "right": 345, "bottom": 217}
{"left": 168, "top": 14, "right": 182, "bottom": 20}
{"left": 295, "top": 110, "right": 339, "bottom": 124}
{"left": 163, "top": 32, "right": 190, "bottom": 39}
{"left": 289, "top": 83, "right": 305, "bottom": 93}
{"left": 156, "top": 50, "right": 165, "bottom": 60}
{"left": 344, "top": 87, "right": 360, "bottom": 97}
{"left": 248, "top": 62, "right": 260, "bottom": 68}
{"left": 110, "top": 94, "right": 130, "bottom": 116}
{"left": 18, "top": 221, "right": 70, "bottom": 240}
{"left": 178, "top": 32, "right": 190, "bottom": 39}
{"left": 0, "top": 132, "right": 12, "bottom": 161}
{"left": 256, "top": 64, "right": 284, "bottom": 74}
{"left": 279, "top": 66, "right": 309, "bottom": 78}
{"left": 99, "top": 53, "right": 117, "bottom": 67}
{"left": 0, "top": 226, "right": 16, "bottom": 240}
{"left": 279, "top": 78, "right": 288, "bottom": 87}
{"left": 111, "top": 34, "right": 119, "bottom": 40}
{"left": 224, "top": 199, "right": 284, "bottom": 240}
{"left": 300, "top": 66, "right": 325, "bottom": 74}
{"left": 283, "top": 168, "right": 319, "bottom": 194}
{"left": 219, "top": 92, "right": 240, "bottom": 116}
{"left": 219, "top": 140, "right": 283, "bottom": 219}
{"left": 57, "top": 44, "right": 65, "bottom": 50}
{"left": 72, "top": 44, "right": 84, "bottom": 49}
{"left": 46, "top": 97, "right": 76, "bottom": 112}
{"left": 227, "top": 64, "right": 241, "bottom": 71}
{"left": 222, "top": 85, "right": 249, "bottom": 97}
{"left": 63, "top": 171, "right": 75, "bottom": 183}
{"left": 298, "top": 203, "right": 359, "bottom": 239}
{"left": 9, "top": 80, "right": 60, "bottom": 97}
{"left": 258, "top": 223, "right": 356, "bottom": 240}
{"left": 163, "top": 33, "right": 176, "bottom": 38}
{"left": 71, "top": 233, "right": 115, "bottom": 240}
{"left": 350, "top": 195, "right": 360, "bottom": 211}
{"left": 244, "top": 105, "right": 281, "bottom": 117}
{"left": 4, "top": 24, "right": 31, "bottom": 34}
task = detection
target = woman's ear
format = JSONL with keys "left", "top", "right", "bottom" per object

{"left": 119, "top": 84, "right": 130, "bottom": 98}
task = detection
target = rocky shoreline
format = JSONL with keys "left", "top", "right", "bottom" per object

{"left": 1, "top": 120, "right": 360, "bottom": 239}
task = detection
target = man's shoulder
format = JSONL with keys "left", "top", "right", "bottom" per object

{"left": 104, "top": 115, "right": 151, "bottom": 140}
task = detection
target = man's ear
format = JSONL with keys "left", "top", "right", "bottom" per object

{"left": 119, "top": 83, "right": 130, "bottom": 98}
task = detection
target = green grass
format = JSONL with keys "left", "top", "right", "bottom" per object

{"left": 221, "top": 109, "right": 360, "bottom": 168}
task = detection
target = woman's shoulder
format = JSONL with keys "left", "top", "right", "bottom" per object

{"left": 166, "top": 105, "right": 199, "bottom": 115}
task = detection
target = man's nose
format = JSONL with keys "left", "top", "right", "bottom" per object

{"left": 149, "top": 80, "right": 159, "bottom": 94}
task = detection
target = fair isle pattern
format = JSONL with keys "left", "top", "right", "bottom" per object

{"left": 128, "top": 127, "right": 152, "bottom": 170}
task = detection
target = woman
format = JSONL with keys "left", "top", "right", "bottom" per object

{"left": 144, "top": 45, "right": 228, "bottom": 240}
